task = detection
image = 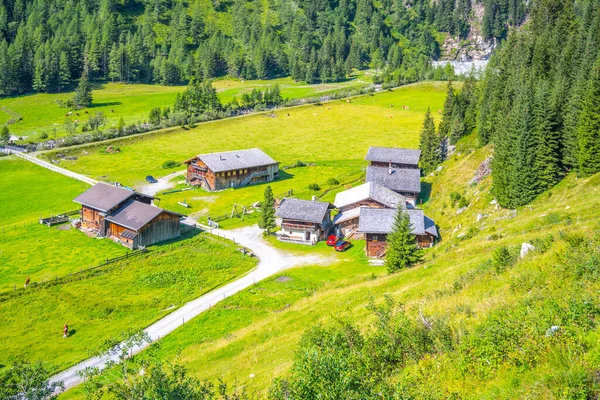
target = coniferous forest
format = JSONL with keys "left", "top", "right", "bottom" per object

{"left": 0, "top": 0, "right": 526, "bottom": 95}
{"left": 418, "top": 0, "right": 600, "bottom": 209}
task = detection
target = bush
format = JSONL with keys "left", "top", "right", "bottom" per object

{"left": 308, "top": 183, "right": 320, "bottom": 191}
{"left": 327, "top": 178, "right": 340, "bottom": 185}
{"left": 39, "top": 132, "right": 48, "bottom": 140}
{"left": 530, "top": 234, "right": 554, "bottom": 254}
{"left": 492, "top": 246, "right": 517, "bottom": 273}
{"left": 457, "top": 196, "right": 470, "bottom": 209}
{"left": 162, "top": 160, "right": 180, "bottom": 169}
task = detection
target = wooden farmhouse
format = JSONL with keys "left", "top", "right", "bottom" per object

{"left": 184, "top": 148, "right": 279, "bottom": 191}
{"left": 74, "top": 183, "right": 183, "bottom": 249}
{"left": 275, "top": 198, "right": 333, "bottom": 245}
{"left": 333, "top": 182, "right": 406, "bottom": 239}
{"left": 365, "top": 146, "right": 422, "bottom": 206}
{"left": 358, "top": 208, "right": 438, "bottom": 258}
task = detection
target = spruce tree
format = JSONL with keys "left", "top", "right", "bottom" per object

{"left": 73, "top": 69, "right": 92, "bottom": 108}
{"left": 259, "top": 185, "right": 276, "bottom": 236}
{"left": 0, "top": 125, "right": 10, "bottom": 145}
{"left": 577, "top": 57, "right": 600, "bottom": 177}
{"left": 419, "top": 108, "right": 440, "bottom": 174}
{"left": 385, "top": 209, "right": 423, "bottom": 273}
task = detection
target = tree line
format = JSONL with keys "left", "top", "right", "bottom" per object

{"left": 0, "top": 0, "right": 527, "bottom": 96}
{"left": 420, "top": 0, "right": 600, "bottom": 209}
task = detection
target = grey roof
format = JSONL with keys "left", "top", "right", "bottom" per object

{"left": 332, "top": 207, "right": 362, "bottom": 225}
{"left": 120, "top": 230, "right": 138, "bottom": 240}
{"left": 276, "top": 198, "right": 331, "bottom": 224}
{"left": 366, "top": 166, "right": 421, "bottom": 194}
{"left": 358, "top": 208, "right": 437, "bottom": 237}
{"left": 195, "top": 148, "right": 277, "bottom": 173}
{"left": 74, "top": 183, "right": 135, "bottom": 212}
{"left": 105, "top": 201, "right": 180, "bottom": 231}
{"left": 365, "top": 147, "right": 421, "bottom": 166}
{"left": 334, "top": 182, "right": 406, "bottom": 209}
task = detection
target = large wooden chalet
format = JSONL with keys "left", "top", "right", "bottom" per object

{"left": 185, "top": 148, "right": 279, "bottom": 191}
{"left": 74, "top": 183, "right": 183, "bottom": 249}
{"left": 365, "top": 147, "right": 422, "bottom": 205}
{"left": 358, "top": 208, "right": 438, "bottom": 258}
{"left": 333, "top": 182, "right": 405, "bottom": 239}
{"left": 275, "top": 198, "right": 333, "bottom": 245}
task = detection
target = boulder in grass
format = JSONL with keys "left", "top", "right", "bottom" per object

{"left": 520, "top": 242, "right": 535, "bottom": 258}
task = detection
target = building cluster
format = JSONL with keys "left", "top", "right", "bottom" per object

{"left": 74, "top": 183, "right": 183, "bottom": 249}
{"left": 275, "top": 146, "right": 438, "bottom": 258}
{"left": 69, "top": 146, "right": 437, "bottom": 257}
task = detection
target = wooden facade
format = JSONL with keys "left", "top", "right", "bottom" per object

{"left": 107, "top": 212, "right": 181, "bottom": 249}
{"left": 185, "top": 155, "right": 279, "bottom": 192}
{"left": 365, "top": 232, "right": 436, "bottom": 258}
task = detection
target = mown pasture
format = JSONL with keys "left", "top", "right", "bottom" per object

{"left": 1, "top": 72, "right": 371, "bottom": 143}
{"left": 45, "top": 82, "right": 448, "bottom": 226}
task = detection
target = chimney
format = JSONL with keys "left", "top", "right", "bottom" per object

{"left": 219, "top": 156, "right": 224, "bottom": 161}
{"left": 388, "top": 159, "right": 392, "bottom": 175}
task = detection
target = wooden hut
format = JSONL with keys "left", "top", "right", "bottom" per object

{"left": 184, "top": 148, "right": 279, "bottom": 191}
{"left": 74, "top": 183, "right": 183, "bottom": 249}
{"left": 358, "top": 208, "right": 438, "bottom": 258}
{"left": 275, "top": 198, "right": 333, "bottom": 245}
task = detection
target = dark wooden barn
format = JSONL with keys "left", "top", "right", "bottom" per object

{"left": 74, "top": 183, "right": 183, "bottom": 249}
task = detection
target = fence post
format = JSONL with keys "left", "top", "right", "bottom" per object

{"left": 13, "top": 284, "right": 15, "bottom": 292}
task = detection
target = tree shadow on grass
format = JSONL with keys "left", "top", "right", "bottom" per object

{"left": 89, "top": 101, "right": 122, "bottom": 109}
{"left": 419, "top": 181, "right": 433, "bottom": 205}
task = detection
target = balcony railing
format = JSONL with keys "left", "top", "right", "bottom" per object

{"left": 281, "top": 222, "right": 319, "bottom": 232}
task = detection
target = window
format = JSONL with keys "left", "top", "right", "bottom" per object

{"left": 244, "top": 169, "right": 248, "bottom": 173}
{"left": 227, "top": 171, "right": 231, "bottom": 177}
{"left": 232, "top": 170, "right": 237, "bottom": 176}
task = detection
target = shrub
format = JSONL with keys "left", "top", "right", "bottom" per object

{"left": 308, "top": 183, "right": 320, "bottom": 191}
{"left": 492, "top": 246, "right": 516, "bottom": 273}
{"left": 457, "top": 196, "right": 470, "bottom": 209}
{"left": 39, "top": 132, "right": 48, "bottom": 140}
{"left": 530, "top": 234, "right": 554, "bottom": 254}
{"left": 450, "top": 192, "right": 469, "bottom": 208}
{"left": 294, "top": 160, "right": 307, "bottom": 168}
{"left": 327, "top": 178, "right": 340, "bottom": 185}
{"left": 544, "top": 212, "right": 562, "bottom": 224}
{"left": 162, "top": 160, "right": 180, "bottom": 169}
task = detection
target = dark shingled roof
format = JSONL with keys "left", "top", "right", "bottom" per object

{"left": 366, "top": 166, "right": 421, "bottom": 194}
{"left": 74, "top": 183, "right": 135, "bottom": 213}
{"left": 105, "top": 201, "right": 181, "bottom": 231}
{"left": 365, "top": 147, "right": 421, "bottom": 166}
{"left": 358, "top": 208, "right": 437, "bottom": 237}
{"left": 195, "top": 148, "right": 277, "bottom": 173}
{"left": 276, "top": 198, "right": 331, "bottom": 224}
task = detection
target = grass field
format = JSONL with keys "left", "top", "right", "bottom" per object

{"left": 61, "top": 136, "right": 600, "bottom": 399}
{"left": 44, "top": 82, "right": 447, "bottom": 226}
{"left": 1, "top": 72, "right": 371, "bottom": 143}
{"left": 0, "top": 232, "right": 256, "bottom": 374}
{"left": 0, "top": 156, "right": 90, "bottom": 226}
{"left": 0, "top": 156, "right": 256, "bottom": 375}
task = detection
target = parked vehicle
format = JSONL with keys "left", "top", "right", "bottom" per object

{"left": 146, "top": 175, "right": 157, "bottom": 183}
{"left": 334, "top": 240, "right": 351, "bottom": 252}
{"left": 326, "top": 235, "right": 340, "bottom": 246}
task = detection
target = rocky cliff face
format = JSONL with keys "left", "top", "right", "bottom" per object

{"left": 440, "top": 3, "right": 496, "bottom": 61}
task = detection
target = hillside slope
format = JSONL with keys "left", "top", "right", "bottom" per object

{"left": 62, "top": 135, "right": 600, "bottom": 399}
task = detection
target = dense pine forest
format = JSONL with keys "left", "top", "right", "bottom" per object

{"left": 0, "top": 0, "right": 527, "bottom": 95}
{"left": 420, "top": 0, "right": 600, "bottom": 209}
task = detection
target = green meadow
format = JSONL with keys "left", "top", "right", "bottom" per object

{"left": 44, "top": 82, "right": 447, "bottom": 225}
{"left": 62, "top": 137, "right": 600, "bottom": 399}
{"left": 0, "top": 157, "right": 256, "bottom": 374}
{"left": 0, "top": 232, "right": 256, "bottom": 374}
{"left": 0, "top": 156, "right": 89, "bottom": 226}
{"left": 1, "top": 72, "right": 371, "bottom": 143}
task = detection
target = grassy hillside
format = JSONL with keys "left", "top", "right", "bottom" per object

{"left": 62, "top": 137, "right": 600, "bottom": 399}
{"left": 2, "top": 73, "right": 371, "bottom": 143}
